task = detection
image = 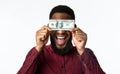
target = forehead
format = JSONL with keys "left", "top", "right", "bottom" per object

{"left": 51, "top": 12, "right": 72, "bottom": 19}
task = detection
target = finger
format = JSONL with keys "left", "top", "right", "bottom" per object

{"left": 37, "top": 34, "right": 47, "bottom": 41}
{"left": 43, "top": 25, "right": 52, "bottom": 31}
{"left": 40, "top": 37, "right": 45, "bottom": 41}
{"left": 40, "top": 25, "right": 51, "bottom": 31}
{"left": 36, "top": 30, "right": 47, "bottom": 40}
{"left": 40, "top": 36, "right": 45, "bottom": 41}
{"left": 47, "top": 23, "right": 53, "bottom": 30}
{"left": 37, "top": 27, "right": 49, "bottom": 35}
{"left": 36, "top": 30, "right": 47, "bottom": 37}
{"left": 71, "top": 27, "right": 84, "bottom": 33}
{"left": 39, "top": 32, "right": 46, "bottom": 37}
{"left": 71, "top": 27, "right": 79, "bottom": 31}
{"left": 71, "top": 28, "right": 80, "bottom": 37}
{"left": 40, "top": 29, "right": 48, "bottom": 33}
{"left": 36, "top": 35, "right": 44, "bottom": 41}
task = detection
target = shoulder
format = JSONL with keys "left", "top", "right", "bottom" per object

{"left": 83, "top": 48, "right": 97, "bottom": 60}
{"left": 72, "top": 47, "right": 94, "bottom": 55}
{"left": 44, "top": 45, "right": 53, "bottom": 51}
{"left": 85, "top": 48, "right": 94, "bottom": 54}
{"left": 43, "top": 45, "right": 54, "bottom": 54}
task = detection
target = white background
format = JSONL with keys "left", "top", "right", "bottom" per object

{"left": 0, "top": 0, "right": 120, "bottom": 74}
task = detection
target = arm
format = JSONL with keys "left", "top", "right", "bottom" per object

{"left": 17, "top": 25, "right": 51, "bottom": 74}
{"left": 17, "top": 47, "right": 44, "bottom": 74}
{"left": 71, "top": 27, "right": 105, "bottom": 73}
{"left": 81, "top": 48, "right": 105, "bottom": 74}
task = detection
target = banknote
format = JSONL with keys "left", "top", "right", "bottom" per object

{"left": 49, "top": 20, "right": 75, "bottom": 30}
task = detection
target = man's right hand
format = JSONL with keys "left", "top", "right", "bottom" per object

{"left": 35, "top": 25, "right": 51, "bottom": 52}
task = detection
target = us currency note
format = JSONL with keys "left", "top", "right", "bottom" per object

{"left": 49, "top": 20, "right": 75, "bottom": 30}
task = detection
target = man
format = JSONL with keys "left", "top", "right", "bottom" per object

{"left": 17, "top": 5, "right": 105, "bottom": 74}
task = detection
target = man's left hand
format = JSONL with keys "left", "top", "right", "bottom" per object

{"left": 71, "top": 27, "right": 87, "bottom": 55}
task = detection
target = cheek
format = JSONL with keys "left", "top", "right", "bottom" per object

{"left": 50, "top": 31, "right": 56, "bottom": 39}
{"left": 66, "top": 32, "right": 71, "bottom": 39}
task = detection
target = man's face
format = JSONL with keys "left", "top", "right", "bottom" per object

{"left": 50, "top": 12, "right": 72, "bottom": 49}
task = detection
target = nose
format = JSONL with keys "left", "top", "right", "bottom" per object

{"left": 56, "top": 30, "right": 66, "bottom": 35}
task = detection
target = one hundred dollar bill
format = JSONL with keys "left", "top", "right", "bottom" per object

{"left": 49, "top": 19, "right": 75, "bottom": 30}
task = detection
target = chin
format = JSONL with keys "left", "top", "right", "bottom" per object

{"left": 56, "top": 43, "right": 67, "bottom": 49}
{"left": 50, "top": 34, "right": 73, "bottom": 55}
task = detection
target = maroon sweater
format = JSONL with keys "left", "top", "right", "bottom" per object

{"left": 17, "top": 45, "right": 105, "bottom": 74}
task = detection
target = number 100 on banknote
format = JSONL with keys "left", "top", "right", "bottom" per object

{"left": 49, "top": 20, "right": 75, "bottom": 30}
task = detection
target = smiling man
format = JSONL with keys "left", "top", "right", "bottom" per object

{"left": 17, "top": 5, "right": 105, "bottom": 74}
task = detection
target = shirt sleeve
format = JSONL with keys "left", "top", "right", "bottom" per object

{"left": 17, "top": 47, "right": 44, "bottom": 74}
{"left": 80, "top": 48, "right": 106, "bottom": 74}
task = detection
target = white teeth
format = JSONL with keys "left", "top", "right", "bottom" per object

{"left": 57, "top": 36, "right": 65, "bottom": 39}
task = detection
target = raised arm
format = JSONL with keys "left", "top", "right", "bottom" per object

{"left": 17, "top": 25, "right": 51, "bottom": 74}
{"left": 17, "top": 47, "right": 44, "bottom": 74}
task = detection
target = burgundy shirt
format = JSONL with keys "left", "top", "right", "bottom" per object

{"left": 17, "top": 45, "right": 105, "bottom": 74}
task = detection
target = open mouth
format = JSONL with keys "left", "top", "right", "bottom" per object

{"left": 55, "top": 35, "right": 67, "bottom": 45}
{"left": 56, "top": 36, "right": 65, "bottom": 40}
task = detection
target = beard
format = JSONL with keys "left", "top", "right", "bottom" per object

{"left": 50, "top": 34, "right": 73, "bottom": 55}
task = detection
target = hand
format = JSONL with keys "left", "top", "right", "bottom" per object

{"left": 35, "top": 25, "right": 51, "bottom": 52}
{"left": 71, "top": 27, "right": 87, "bottom": 55}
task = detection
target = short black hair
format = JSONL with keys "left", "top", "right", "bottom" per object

{"left": 49, "top": 5, "right": 75, "bottom": 19}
